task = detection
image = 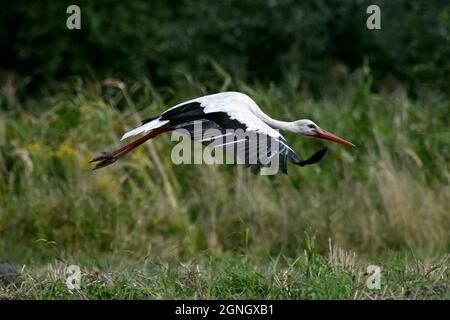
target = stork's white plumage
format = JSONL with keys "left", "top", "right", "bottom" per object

{"left": 121, "top": 92, "right": 282, "bottom": 140}
{"left": 90, "top": 91, "right": 354, "bottom": 174}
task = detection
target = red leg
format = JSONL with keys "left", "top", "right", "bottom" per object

{"left": 90, "top": 128, "right": 171, "bottom": 170}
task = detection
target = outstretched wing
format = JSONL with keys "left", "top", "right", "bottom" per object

{"left": 122, "top": 92, "right": 303, "bottom": 174}
{"left": 159, "top": 98, "right": 299, "bottom": 174}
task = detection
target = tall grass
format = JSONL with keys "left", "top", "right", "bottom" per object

{"left": 0, "top": 72, "right": 449, "bottom": 263}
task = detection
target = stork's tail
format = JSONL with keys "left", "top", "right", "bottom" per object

{"left": 120, "top": 117, "right": 169, "bottom": 141}
{"left": 90, "top": 127, "right": 171, "bottom": 170}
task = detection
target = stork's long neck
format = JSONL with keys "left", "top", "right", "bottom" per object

{"left": 254, "top": 109, "right": 297, "bottom": 133}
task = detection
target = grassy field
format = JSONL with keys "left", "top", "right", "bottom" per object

{"left": 1, "top": 249, "right": 449, "bottom": 299}
{"left": 0, "top": 72, "right": 449, "bottom": 299}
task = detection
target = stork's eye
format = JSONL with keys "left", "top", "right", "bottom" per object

{"left": 307, "top": 124, "right": 317, "bottom": 129}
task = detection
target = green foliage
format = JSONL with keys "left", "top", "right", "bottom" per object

{"left": 0, "top": 75, "right": 448, "bottom": 264}
{"left": 2, "top": 251, "right": 449, "bottom": 299}
{"left": 1, "top": 1, "right": 449, "bottom": 92}
{"left": 1, "top": 1, "right": 449, "bottom": 300}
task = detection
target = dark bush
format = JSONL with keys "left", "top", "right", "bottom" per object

{"left": 1, "top": 0, "right": 449, "bottom": 92}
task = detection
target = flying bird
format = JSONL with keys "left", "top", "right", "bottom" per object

{"left": 90, "top": 92, "right": 354, "bottom": 174}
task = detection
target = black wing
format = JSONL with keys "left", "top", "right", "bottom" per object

{"left": 151, "top": 101, "right": 325, "bottom": 174}
{"left": 157, "top": 102, "right": 302, "bottom": 174}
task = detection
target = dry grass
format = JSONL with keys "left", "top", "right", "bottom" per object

{"left": 0, "top": 77, "right": 449, "bottom": 264}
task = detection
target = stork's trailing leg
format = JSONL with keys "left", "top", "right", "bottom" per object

{"left": 90, "top": 128, "right": 171, "bottom": 170}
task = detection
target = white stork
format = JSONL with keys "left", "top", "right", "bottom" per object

{"left": 90, "top": 91, "right": 354, "bottom": 174}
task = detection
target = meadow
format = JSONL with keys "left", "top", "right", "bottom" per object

{"left": 0, "top": 70, "right": 449, "bottom": 299}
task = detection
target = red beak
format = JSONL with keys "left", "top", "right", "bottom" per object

{"left": 314, "top": 129, "right": 355, "bottom": 147}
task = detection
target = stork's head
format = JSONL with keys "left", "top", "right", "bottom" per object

{"left": 293, "top": 119, "right": 355, "bottom": 147}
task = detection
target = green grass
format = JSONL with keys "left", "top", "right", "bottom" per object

{"left": 0, "top": 71, "right": 449, "bottom": 299}
{"left": 2, "top": 247, "right": 449, "bottom": 299}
